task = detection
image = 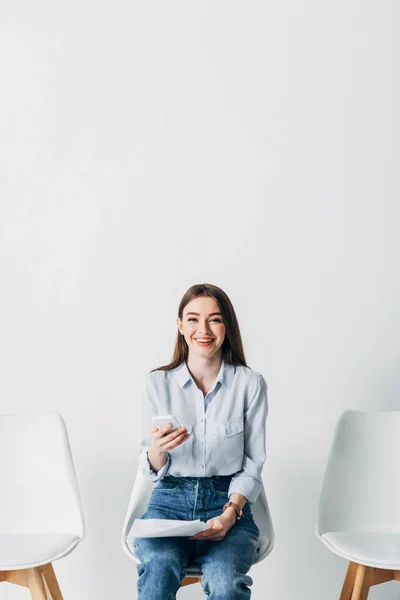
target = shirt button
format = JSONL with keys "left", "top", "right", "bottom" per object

{"left": 200, "top": 418, "right": 204, "bottom": 423}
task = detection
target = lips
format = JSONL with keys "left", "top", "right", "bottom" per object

{"left": 195, "top": 339, "right": 214, "bottom": 346}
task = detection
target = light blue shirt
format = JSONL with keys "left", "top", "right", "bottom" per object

{"left": 138, "top": 358, "right": 268, "bottom": 504}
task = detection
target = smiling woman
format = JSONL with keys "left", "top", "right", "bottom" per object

{"left": 177, "top": 299, "right": 226, "bottom": 366}
{"left": 134, "top": 283, "right": 269, "bottom": 600}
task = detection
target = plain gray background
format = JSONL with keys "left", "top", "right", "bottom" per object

{"left": 1, "top": 1, "right": 399, "bottom": 599}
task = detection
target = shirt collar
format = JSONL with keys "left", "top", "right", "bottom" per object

{"left": 173, "top": 357, "right": 235, "bottom": 389}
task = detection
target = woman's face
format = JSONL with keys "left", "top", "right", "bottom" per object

{"left": 177, "top": 296, "right": 226, "bottom": 359}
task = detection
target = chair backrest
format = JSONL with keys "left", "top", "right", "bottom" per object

{"left": 121, "top": 468, "right": 274, "bottom": 563}
{"left": 121, "top": 469, "right": 156, "bottom": 560}
{"left": 0, "top": 413, "right": 84, "bottom": 536}
{"left": 316, "top": 410, "right": 400, "bottom": 537}
{"left": 252, "top": 483, "right": 275, "bottom": 563}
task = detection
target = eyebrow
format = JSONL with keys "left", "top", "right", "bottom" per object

{"left": 185, "top": 312, "right": 222, "bottom": 317}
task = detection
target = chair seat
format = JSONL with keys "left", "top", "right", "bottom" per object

{"left": 0, "top": 533, "right": 81, "bottom": 570}
{"left": 255, "top": 535, "right": 271, "bottom": 563}
{"left": 122, "top": 470, "right": 274, "bottom": 573}
{"left": 322, "top": 532, "right": 400, "bottom": 569}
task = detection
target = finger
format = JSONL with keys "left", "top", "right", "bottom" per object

{"left": 160, "top": 423, "right": 173, "bottom": 435}
{"left": 152, "top": 424, "right": 172, "bottom": 439}
{"left": 167, "top": 426, "right": 188, "bottom": 439}
{"left": 160, "top": 428, "right": 188, "bottom": 445}
{"left": 190, "top": 523, "right": 224, "bottom": 540}
{"left": 203, "top": 532, "right": 225, "bottom": 540}
{"left": 200, "top": 527, "right": 223, "bottom": 537}
{"left": 166, "top": 430, "right": 189, "bottom": 445}
{"left": 190, "top": 531, "right": 224, "bottom": 540}
{"left": 160, "top": 432, "right": 190, "bottom": 450}
{"left": 189, "top": 521, "right": 215, "bottom": 540}
{"left": 190, "top": 533, "right": 212, "bottom": 540}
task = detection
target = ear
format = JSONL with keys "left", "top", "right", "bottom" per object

{"left": 176, "top": 317, "right": 182, "bottom": 334}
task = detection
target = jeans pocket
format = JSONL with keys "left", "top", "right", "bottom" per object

{"left": 154, "top": 476, "right": 181, "bottom": 492}
{"left": 211, "top": 478, "right": 231, "bottom": 497}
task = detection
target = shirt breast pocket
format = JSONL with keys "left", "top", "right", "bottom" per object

{"left": 211, "top": 419, "right": 244, "bottom": 463}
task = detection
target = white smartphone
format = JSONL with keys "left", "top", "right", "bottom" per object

{"left": 152, "top": 415, "right": 181, "bottom": 432}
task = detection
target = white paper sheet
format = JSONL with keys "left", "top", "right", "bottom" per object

{"left": 128, "top": 518, "right": 211, "bottom": 538}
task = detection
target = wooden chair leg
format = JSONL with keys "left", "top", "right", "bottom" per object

{"left": 0, "top": 564, "right": 63, "bottom": 600}
{"left": 180, "top": 576, "right": 201, "bottom": 587}
{"left": 359, "top": 566, "right": 373, "bottom": 600}
{"left": 41, "top": 571, "right": 53, "bottom": 600}
{"left": 41, "top": 563, "right": 64, "bottom": 600}
{"left": 27, "top": 567, "right": 47, "bottom": 600}
{"left": 339, "top": 562, "right": 358, "bottom": 600}
{"left": 3, "top": 569, "right": 30, "bottom": 587}
{"left": 350, "top": 564, "right": 374, "bottom": 600}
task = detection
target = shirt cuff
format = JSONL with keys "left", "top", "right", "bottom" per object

{"left": 228, "top": 472, "right": 261, "bottom": 505}
{"left": 139, "top": 448, "right": 171, "bottom": 482}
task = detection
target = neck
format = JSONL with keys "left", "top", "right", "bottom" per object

{"left": 186, "top": 352, "right": 223, "bottom": 387}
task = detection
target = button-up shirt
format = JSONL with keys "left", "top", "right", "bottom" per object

{"left": 138, "top": 358, "right": 268, "bottom": 504}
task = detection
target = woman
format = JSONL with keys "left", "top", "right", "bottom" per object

{"left": 134, "top": 283, "right": 268, "bottom": 600}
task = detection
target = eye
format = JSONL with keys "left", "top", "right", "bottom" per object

{"left": 187, "top": 317, "right": 222, "bottom": 323}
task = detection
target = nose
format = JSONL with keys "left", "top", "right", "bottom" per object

{"left": 198, "top": 320, "right": 212, "bottom": 335}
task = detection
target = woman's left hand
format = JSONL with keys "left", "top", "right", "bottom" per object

{"left": 189, "top": 510, "right": 236, "bottom": 542}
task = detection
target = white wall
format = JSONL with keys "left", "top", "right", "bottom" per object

{"left": 1, "top": 1, "right": 399, "bottom": 599}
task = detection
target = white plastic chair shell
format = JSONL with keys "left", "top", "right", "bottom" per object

{"left": 316, "top": 410, "right": 400, "bottom": 570}
{"left": 122, "top": 468, "right": 274, "bottom": 576}
{"left": 0, "top": 413, "right": 85, "bottom": 570}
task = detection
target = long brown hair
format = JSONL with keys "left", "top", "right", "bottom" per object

{"left": 151, "top": 283, "right": 249, "bottom": 372}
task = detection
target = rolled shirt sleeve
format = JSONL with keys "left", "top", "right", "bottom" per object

{"left": 228, "top": 374, "right": 268, "bottom": 504}
{"left": 138, "top": 373, "right": 171, "bottom": 481}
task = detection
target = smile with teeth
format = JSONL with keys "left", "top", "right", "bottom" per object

{"left": 195, "top": 338, "right": 214, "bottom": 345}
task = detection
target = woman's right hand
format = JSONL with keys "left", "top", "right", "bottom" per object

{"left": 148, "top": 424, "right": 190, "bottom": 471}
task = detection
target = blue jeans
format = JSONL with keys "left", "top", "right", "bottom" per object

{"left": 132, "top": 475, "right": 260, "bottom": 600}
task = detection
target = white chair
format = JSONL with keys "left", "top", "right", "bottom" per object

{"left": 122, "top": 468, "right": 274, "bottom": 588}
{"left": 0, "top": 413, "right": 85, "bottom": 599}
{"left": 316, "top": 410, "right": 400, "bottom": 600}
